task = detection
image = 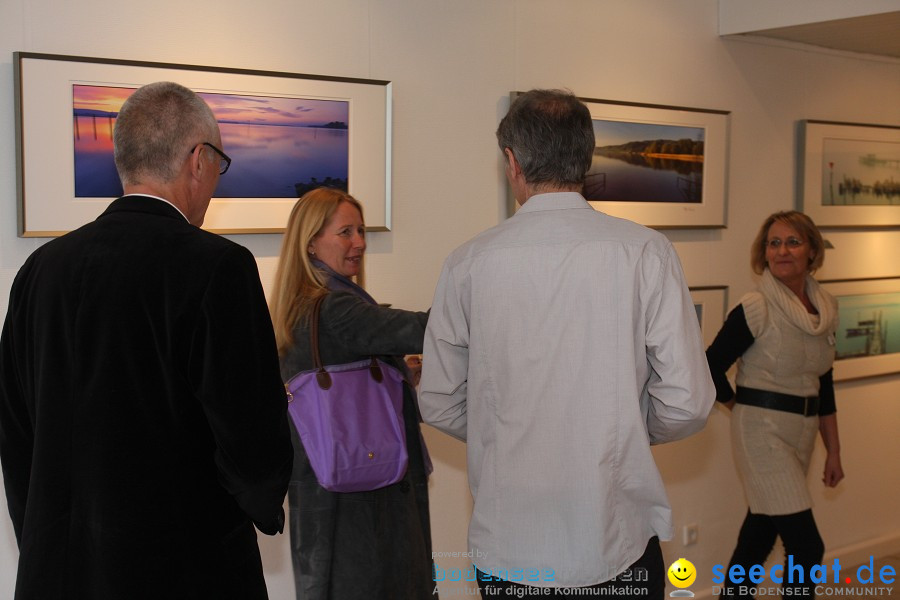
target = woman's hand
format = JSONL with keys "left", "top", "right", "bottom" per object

{"left": 823, "top": 452, "right": 844, "bottom": 487}
{"left": 818, "top": 413, "right": 843, "bottom": 487}
{"left": 405, "top": 355, "right": 422, "bottom": 387}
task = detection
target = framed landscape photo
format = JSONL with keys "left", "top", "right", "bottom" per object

{"left": 505, "top": 95, "right": 729, "bottom": 228}
{"left": 541, "top": 96, "right": 729, "bottom": 229}
{"left": 14, "top": 52, "right": 392, "bottom": 236}
{"left": 689, "top": 286, "right": 728, "bottom": 346}
{"left": 799, "top": 120, "right": 900, "bottom": 228}
{"left": 821, "top": 277, "right": 900, "bottom": 381}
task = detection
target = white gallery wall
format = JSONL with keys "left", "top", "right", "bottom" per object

{"left": 1, "top": 0, "right": 899, "bottom": 598}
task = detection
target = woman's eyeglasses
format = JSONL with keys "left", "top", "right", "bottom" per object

{"left": 766, "top": 237, "right": 805, "bottom": 249}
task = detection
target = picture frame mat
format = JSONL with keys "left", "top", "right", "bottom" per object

{"left": 799, "top": 120, "right": 900, "bottom": 228}
{"left": 15, "top": 52, "right": 392, "bottom": 235}
{"left": 689, "top": 286, "right": 728, "bottom": 347}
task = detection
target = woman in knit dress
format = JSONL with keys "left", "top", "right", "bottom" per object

{"left": 269, "top": 187, "right": 435, "bottom": 599}
{"left": 706, "top": 211, "right": 844, "bottom": 600}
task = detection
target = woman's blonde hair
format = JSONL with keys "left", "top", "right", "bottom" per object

{"left": 750, "top": 210, "right": 825, "bottom": 275}
{"left": 270, "top": 188, "right": 366, "bottom": 355}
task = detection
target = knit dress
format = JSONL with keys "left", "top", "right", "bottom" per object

{"left": 708, "top": 269, "right": 838, "bottom": 515}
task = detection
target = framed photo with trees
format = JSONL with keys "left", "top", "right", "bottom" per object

{"left": 505, "top": 95, "right": 730, "bottom": 229}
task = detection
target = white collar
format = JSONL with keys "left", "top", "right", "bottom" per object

{"left": 760, "top": 269, "right": 834, "bottom": 336}
{"left": 121, "top": 194, "right": 190, "bottom": 223}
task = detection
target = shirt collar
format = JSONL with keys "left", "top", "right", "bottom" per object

{"left": 515, "top": 192, "right": 593, "bottom": 215}
{"left": 121, "top": 193, "right": 190, "bottom": 223}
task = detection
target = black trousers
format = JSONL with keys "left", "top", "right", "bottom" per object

{"left": 720, "top": 509, "right": 824, "bottom": 600}
{"left": 476, "top": 536, "right": 664, "bottom": 599}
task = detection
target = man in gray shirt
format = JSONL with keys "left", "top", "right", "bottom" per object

{"left": 420, "top": 89, "right": 715, "bottom": 599}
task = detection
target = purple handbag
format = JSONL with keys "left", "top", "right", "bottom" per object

{"left": 285, "top": 294, "right": 409, "bottom": 493}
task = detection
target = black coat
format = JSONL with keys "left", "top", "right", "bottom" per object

{"left": 280, "top": 291, "right": 435, "bottom": 599}
{"left": 0, "top": 196, "right": 293, "bottom": 599}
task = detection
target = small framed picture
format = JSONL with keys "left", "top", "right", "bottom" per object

{"left": 799, "top": 120, "right": 900, "bottom": 228}
{"left": 821, "top": 277, "right": 900, "bottom": 381}
{"left": 689, "top": 286, "right": 728, "bottom": 346}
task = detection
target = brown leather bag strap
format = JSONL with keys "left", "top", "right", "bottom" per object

{"left": 309, "top": 292, "right": 327, "bottom": 368}
{"left": 309, "top": 294, "right": 334, "bottom": 390}
{"left": 308, "top": 292, "right": 383, "bottom": 390}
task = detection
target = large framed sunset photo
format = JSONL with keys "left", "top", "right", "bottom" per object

{"left": 14, "top": 52, "right": 392, "bottom": 236}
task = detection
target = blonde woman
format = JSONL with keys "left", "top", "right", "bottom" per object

{"left": 270, "top": 187, "right": 434, "bottom": 599}
{"left": 706, "top": 210, "right": 844, "bottom": 600}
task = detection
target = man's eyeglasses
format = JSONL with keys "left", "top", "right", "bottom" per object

{"left": 194, "top": 142, "right": 232, "bottom": 175}
{"left": 766, "top": 237, "right": 805, "bottom": 249}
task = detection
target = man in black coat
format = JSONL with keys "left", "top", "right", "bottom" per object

{"left": 0, "top": 81, "right": 293, "bottom": 599}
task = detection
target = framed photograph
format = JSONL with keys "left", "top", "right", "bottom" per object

{"left": 821, "top": 277, "right": 900, "bottom": 381}
{"left": 505, "top": 95, "right": 729, "bottom": 228}
{"left": 689, "top": 286, "right": 728, "bottom": 346}
{"left": 14, "top": 52, "right": 392, "bottom": 236}
{"left": 799, "top": 120, "right": 900, "bottom": 228}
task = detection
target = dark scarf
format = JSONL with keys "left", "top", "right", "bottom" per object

{"left": 311, "top": 258, "right": 377, "bottom": 305}
{"left": 311, "top": 258, "right": 419, "bottom": 381}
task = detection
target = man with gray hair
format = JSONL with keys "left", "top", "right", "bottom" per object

{"left": 0, "top": 82, "right": 292, "bottom": 598}
{"left": 420, "top": 89, "right": 714, "bottom": 598}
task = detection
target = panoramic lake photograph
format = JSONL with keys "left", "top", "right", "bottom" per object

{"left": 72, "top": 85, "right": 349, "bottom": 198}
{"left": 585, "top": 120, "right": 705, "bottom": 203}
{"left": 819, "top": 137, "right": 900, "bottom": 206}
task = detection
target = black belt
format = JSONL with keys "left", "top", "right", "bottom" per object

{"left": 736, "top": 387, "right": 819, "bottom": 417}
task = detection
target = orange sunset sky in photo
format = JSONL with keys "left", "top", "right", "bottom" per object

{"left": 73, "top": 85, "right": 348, "bottom": 126}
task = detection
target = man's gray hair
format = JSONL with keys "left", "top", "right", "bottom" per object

{"left": 496, "top": 89, "right": 595, "bottom": 187}
{"left": 113, "top": 81, "right": 219, "bottom": 186}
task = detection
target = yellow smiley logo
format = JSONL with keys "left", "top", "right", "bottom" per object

{"left": 667, "top": 558, "right": 697, "bottom": 588}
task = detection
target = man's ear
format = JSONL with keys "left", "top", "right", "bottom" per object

{"left": 504, "top": 148, "right": 519, "bottom": 172}
{"left": 506, "top": 148, "right": 528, "bottom": 181}
{"left": 188, "top": 143, "right": 209, "bottom": 181}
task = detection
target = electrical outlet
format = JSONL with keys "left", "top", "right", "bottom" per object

{"left": 683, "top": 524, "right": 699, "bottom": 546}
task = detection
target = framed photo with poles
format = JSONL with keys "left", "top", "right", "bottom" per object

{"left": 821, "top": 277, "right": 900, "bottom": 381}
{"left": 799, "top": 120, "right": 900, "bottom": 228}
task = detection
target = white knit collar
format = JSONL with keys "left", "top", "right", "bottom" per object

{"left": 760, "top": 268, "right": 834, "bottom": 336}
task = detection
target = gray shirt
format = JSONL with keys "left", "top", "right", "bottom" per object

{"left": 419, "top": 192, "right": 715, "bottom": 587}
